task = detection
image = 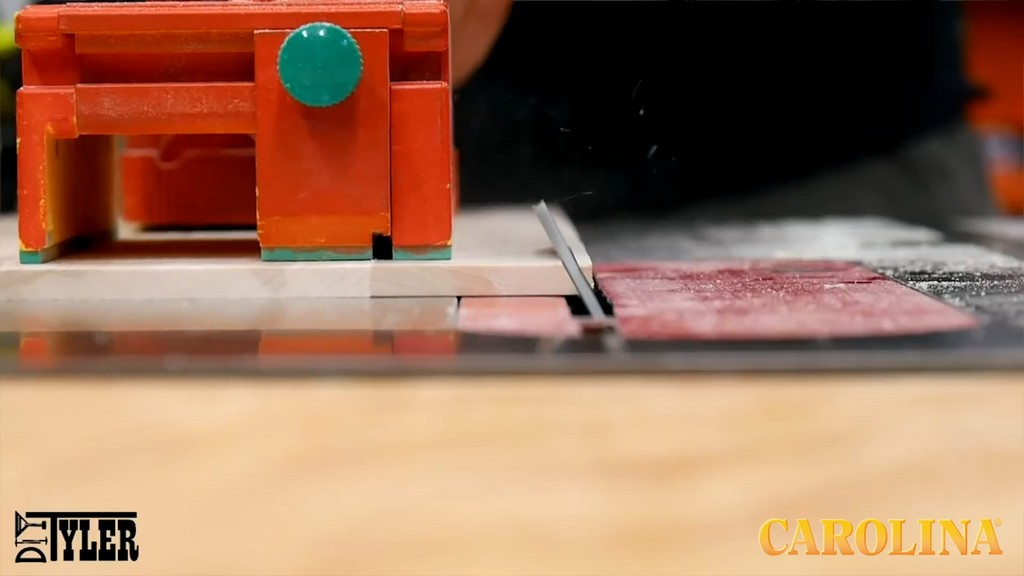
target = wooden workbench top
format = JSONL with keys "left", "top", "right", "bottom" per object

{"left": 1, "top": 372, "right": 1022, "bottom": 575}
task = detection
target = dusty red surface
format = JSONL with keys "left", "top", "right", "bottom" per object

{"left": 457, "top": 297, "right": 582, "bottom": 338}
{"left": 596, "top": 261, "right": 980, "bottom": 341}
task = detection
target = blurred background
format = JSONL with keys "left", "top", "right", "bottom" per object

{"left": 0, "top": 1, "right": 1022, "bottom": 223}
{"left": 962, "top": 2, "right": 1024, "bottom": 217}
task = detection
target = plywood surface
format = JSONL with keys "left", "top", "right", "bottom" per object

{"left": 1, "top": 373, "right": 1021, "bottom": 576}
{"left": 0, "top": 206, "right": 591, "bottom": 299}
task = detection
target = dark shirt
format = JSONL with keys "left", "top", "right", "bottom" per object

{"left": 454, "top": 1, "right": 974, "bottom": 220}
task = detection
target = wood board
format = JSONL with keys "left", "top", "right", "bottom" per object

{"left": 0, "top": 206, "right": 591, "bottom": 300}
{"left": 1, "top": 373, "right": 1021, "bottom": 576}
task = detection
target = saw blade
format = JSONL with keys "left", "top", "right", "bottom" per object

{"left": 533, "top": 201, "right": 610, "bottom": 326}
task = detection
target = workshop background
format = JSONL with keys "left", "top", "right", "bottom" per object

{"left": 0, "top": 1, "right": 1022, "bottom": 219}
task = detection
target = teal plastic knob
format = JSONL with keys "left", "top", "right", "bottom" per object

{"left": 277, "top": 22, "right": 363, "bottom": 108}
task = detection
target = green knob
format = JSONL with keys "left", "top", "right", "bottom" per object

{"left": 277, "top": 22, "right": 363, "bottom": 108}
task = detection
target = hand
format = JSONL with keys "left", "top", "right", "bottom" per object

{"left": 449, "top": 0, "right": 514, "bottom": 88}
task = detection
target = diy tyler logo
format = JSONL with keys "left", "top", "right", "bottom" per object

{"left": 760, "top": 518, "right": 1003, "bottom": 556}
{"left": 13, "top": 511, "right": 140, "bottom": 563}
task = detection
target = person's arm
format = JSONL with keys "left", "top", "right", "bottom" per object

{"left": 449, "top": 0, "right": 513, "bottom": 88}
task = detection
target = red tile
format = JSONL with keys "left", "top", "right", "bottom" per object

{"left": 458, "top": 297, "right": 582, "bottom": 338}
{"left": 596, "top": 261, "right": 980, "bottom": 340}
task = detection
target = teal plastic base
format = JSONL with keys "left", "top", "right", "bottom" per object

{"left": 393, "top": 246, "right": 452, "bottom": 261}
{"left": 19, "top": 249, "right": 55, "bottom": 265}
{"left": 261, "top": 247, "right": 373, "bottom": 262}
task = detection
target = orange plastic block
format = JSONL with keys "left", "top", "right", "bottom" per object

{"left": 963, "top": 3, "right": 1024, "bottom": 215}
{"left": 254, "top": 28, "right": 392, "bottom": 259}
{"left": 391, "top": 81, "right": 453, "bottom": 257}
{"left": 121, "top": 135, "right": 257, "bottom": 228}
{"left": 14, "top": 0, "right": 454, "bottom": 263}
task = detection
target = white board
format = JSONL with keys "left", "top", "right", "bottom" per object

{"left": 0, "top": 206, "right": 592, "bottom": 300}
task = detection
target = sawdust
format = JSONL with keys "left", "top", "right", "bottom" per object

{"left": 584, "top": 216, "right": 1022, "bottom": 272}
